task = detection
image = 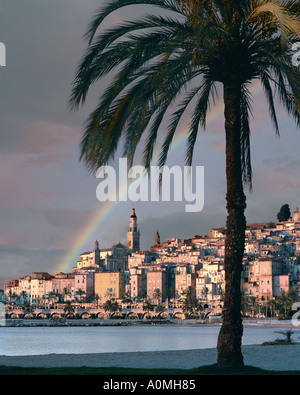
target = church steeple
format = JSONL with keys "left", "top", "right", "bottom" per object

{"left": 155, "top": 230, "right": 160, "bottom": 246}
{"left": 127, "top": 208, "right": 140, "bottom": 252}
{"left": 94, "top": 240, "right": 99, "bottom": 251}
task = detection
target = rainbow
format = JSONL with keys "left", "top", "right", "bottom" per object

{"left": 56, "top": 81, "right": 263, "bottom": 273}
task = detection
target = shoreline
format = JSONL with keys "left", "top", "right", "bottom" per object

{"left": 1, "top": 319, "right": 299, "bottom": 371}
{"left": 0, "top": 344, "right": 299, "bottom": 371}
{"left": 3, "top": 317, "right": 298, "bottom": 329}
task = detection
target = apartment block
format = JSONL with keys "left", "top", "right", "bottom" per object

{"left": 94, "top": 271, "right": 125, "bottom": 302}
{"left": 129, "top": 267, "right": 146, "bottom": 300}
{"left": 146, "top": 266, "right": 168, "bottom": 302}
{"left": 74, "top": 272, "right": 94, "bottom": 301}
{"left": 175, "top": 264, "right": 196, "bottom": 299}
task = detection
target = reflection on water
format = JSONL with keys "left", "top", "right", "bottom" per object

{"left": 1, "top": 325, "right": 299, "bottom": 356}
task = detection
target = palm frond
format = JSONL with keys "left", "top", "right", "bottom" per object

{"left": 72, "top": 0, "right": 300, "bottom": 190}
{"left": 247, "top": 0, "right": 300, "bottom": 43}
{"left": 84, "top": 0, "right": 183, "bottom": 44}
{"left": 155, "top": 85, "right": 203, "bottom": 174}
{"left": 69, "top": 16, "right": 188, "bottom": 110}
{"left": 260, "top": 71, "right": 280, "bottom": 136}
{"left": 185, "top": 78, "right": 215, "bottom": 167}
{"left": 240, "top": 84, "right": 253, "bottom": 189}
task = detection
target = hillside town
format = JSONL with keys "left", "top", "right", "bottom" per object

{"left": 3, "top": 207, "right": 300, "bottom": 318}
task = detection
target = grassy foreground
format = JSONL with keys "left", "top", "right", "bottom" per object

{"left": 0, "top": 364, "right": 299, "bottom": 375}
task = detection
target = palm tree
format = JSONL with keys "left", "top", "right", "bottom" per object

{"left": 62, "top": 287, "right": 71, "bottom": 302}
{"left": 143, "top": 300, "right": 154, "bottom": 313}
{"left": 7, "top": 289, "right": 17, "bottom": 304}
{"left": 47, "top": 291, "right": 58, "bottom": 306}
{"left": 70, "top": 0, "right": 300, "bottom": 367}
{"left": 63, "top": 300, "right": 75, "bottom": 317}
{"left": 182, "top": 286, "right": 202, "bottom": 315}
{"left": 138, "top": 289, "right": 148, "bottom": 303}
{"left": 92, "top": 293, "right": 101, "bottom": 308}
{"left": 75, "top": 289, "right": 86, "bottom": 304}
{"left": 19, "top": 291, "right": 28, "bottom": 305}
{"left": 153, "top": 288, "right": 163, "bottom": 305}
{"left": 103, "top": 299, "right": 120, "bottom": 315}
{"left": 21, "top": 301, "right": 32, "bottom": 317}
{"left": 122, "top": 290, "right": 133, "bottom": 306}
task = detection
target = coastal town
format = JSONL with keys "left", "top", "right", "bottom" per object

{"left": 2, "top": 207, "right": 300, "bottom": 320}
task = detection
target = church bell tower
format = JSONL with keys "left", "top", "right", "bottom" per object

{"left": 155, "top": 231, "right": 160, "bottom": 246}
{"left": 127, "top": 208, "right": 140, "bottom": 253}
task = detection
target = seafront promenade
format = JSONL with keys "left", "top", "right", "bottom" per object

{"left": 3, "top": 304, "right": 221, "bottom": 324}
{"left": 3, "top": 314, "right": 298, "bottom": 329}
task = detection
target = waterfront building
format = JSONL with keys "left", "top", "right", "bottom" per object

{"left": 94, "top": 271, "right": 125, "bottom": 302}
{"left": 3, "top": 207, "right": 300, "bottom": 313}
{"left": 19, "top": 276, "right": 31, "bottom": 298}
{"left": 195, "top": 275, "right": 211, "bottom": 300}
{"left": 4, "top": 279, "right": 19, "bottom": 300}
{"left": 175, "top": 264, "right": 196, "bottom": 300}
{"left": 244, "top": 257, "right": 291, "bottom": 300}
{"left": 129, "top": 267, "right": 146, "bottom": 300}
{"left": 273, "top": 274, "right": 290, "bottom": 297}
{"left": 51, "top": 272, "right": 75, "bottom": 300}
{"left": 74, "top": 272, "right": 94, "bottom": 302}
{"left": 4, "top": 273, "right": 54, "bottom": 305}
{"left": 146, "top": 266, "right": 168, "bottom": 302}
{"left": 30, "top": 274, "right": 53, "bottom": 305}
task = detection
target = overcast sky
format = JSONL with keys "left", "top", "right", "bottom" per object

{"left": 1, "top": 0, "right": 300, "bottom": 287}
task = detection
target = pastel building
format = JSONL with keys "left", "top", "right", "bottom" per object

{"left": 94, "top": 271, "right": 125, "bottom": 302}
{"left": 51, "top": 272, "right": 75, "bottom": 297}
{"left": 128, "top": 250, "right": 156, "bottom": 269}
{"left": 76, "top": 240, "right": 101, "bottom": 270}
{"left": 175, "top": 264, "right": 196, "bottom": 299}
{"left": 74, "top": 272, "right": 94, "bottom": 302}
{"left": 129, "top": 267, "right": 146, "bottom": 300}
{"left": 4, "top": 280, "right": 19, "bottom": 299}
{"left": 19, "top": 276, "right": 31, "bottom": 297}
{"left": 146, "top": 266, "right": 168, "bottom": 302}
{"left": 100, "top": 243, "right": 128, "bottom": 271}
{"left": 273, "top": 274, "right": 290, "bottom": 297}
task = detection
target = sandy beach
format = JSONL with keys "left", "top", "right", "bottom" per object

{"left": 0, "top": 344, "right": 299, "bottom": 371}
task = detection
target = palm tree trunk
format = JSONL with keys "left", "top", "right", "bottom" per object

{"left": 217, "top": 82, "right": 246, "bottom": 368}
